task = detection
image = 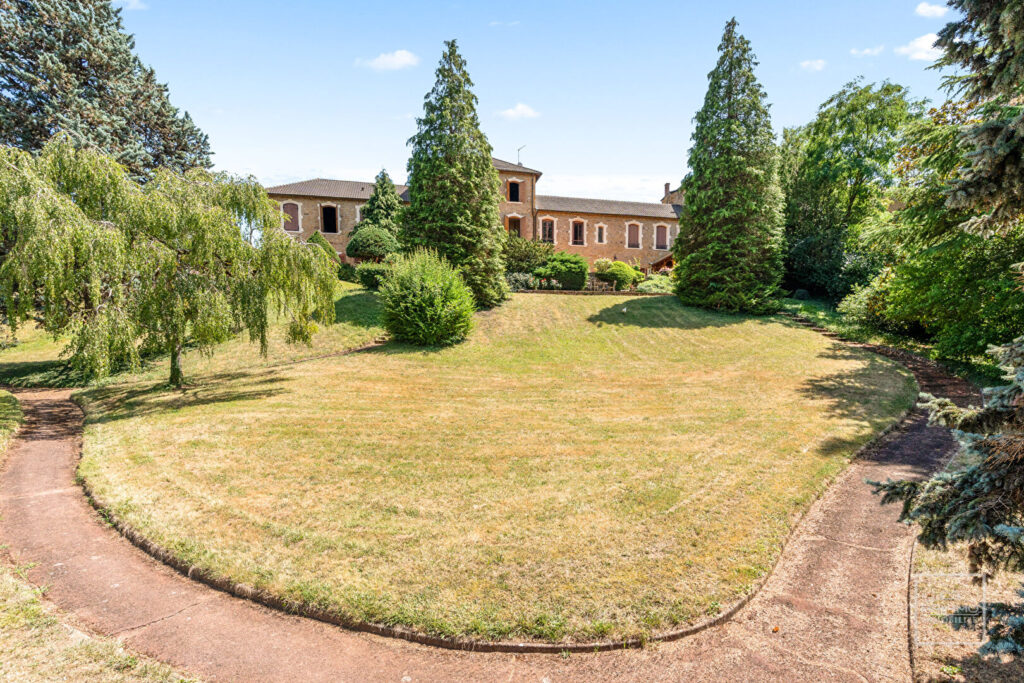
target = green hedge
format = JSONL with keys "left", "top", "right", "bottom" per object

{"left": 533, "top": 251, "right": 589, "bottom": 290}
{"left": 356, "top": 262, "right": 391, "bottom": 290}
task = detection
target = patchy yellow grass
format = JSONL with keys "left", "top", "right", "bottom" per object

{"left": 74, "top": 293, "right": 916, "bottom": 643}
{"left": 0, "top": 390, "right": 190, "bottom": 682}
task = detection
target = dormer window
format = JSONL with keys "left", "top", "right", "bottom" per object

{"left": 508, "top": 181, "right": 521, "bottom": 203}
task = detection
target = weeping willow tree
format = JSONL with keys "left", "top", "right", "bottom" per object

{"left": 0, "top": 137, "right": 336, "bottom": 386}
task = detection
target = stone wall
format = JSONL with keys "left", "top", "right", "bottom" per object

{"left": 272, "top": 194, "right": 364, "bottom": 261}
{"left": 534, "top": 210, "right": 678, "bottom": 271}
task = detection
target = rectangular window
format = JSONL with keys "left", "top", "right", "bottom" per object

{"left": 282, "top": 202, "right": 300, "bottom": 232}
{"left": 541, "top": 219, "right": 554, "bottom": 243}
{"left": 656, "top": 225, "right": 668, "bottom": 250}
{"left": 627, "top": 223, "right": 640, "bottom": 249}
{"left": 321, "top": 205, "right": 338, "bottom": 233}
{"left": 596, "top": 225, "right": 606, "bottom": 243}
{"left": 508, "top": 217, "right": 521, "bottom": 237}
{"left": 508, "top": 181, "right": 520, "bottom": 203}
{"left": 571, "top": 221, "right": 585, "bottom": 246}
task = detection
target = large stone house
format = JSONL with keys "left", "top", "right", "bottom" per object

{"left": 266, "top": 158, "right": 682, "bottom": 272}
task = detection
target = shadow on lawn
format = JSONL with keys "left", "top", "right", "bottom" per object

{"left": 81, "top": 369, "right": 289, "bottom": 426}
{"left": 335, "top": 291, "right": 382, "bottom": 329}
{"left": 585, "top": 296, "right": 752, "bottom": 330}
{"left": 797, "top": 344, "right": 918, "bottom": 458}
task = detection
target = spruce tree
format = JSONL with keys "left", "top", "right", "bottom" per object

{"left": 935, "top": 0, "right": 1024, "bottom": 232}
{"left": 673, "top": 18, "right": 784, "bottom": 314}
{"left": 353, "top": 169, "right": 402, "bottom": 236}
{"left": 403, "top": 40, "right": 507, "bottom": 308}
{"left": 0, "top": 0, "right": 211, "bottom": 180}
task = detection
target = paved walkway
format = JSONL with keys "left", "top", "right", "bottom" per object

{"left": 0, "top": 346, "right": 977, "bottom": 682}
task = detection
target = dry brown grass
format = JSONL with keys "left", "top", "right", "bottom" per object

{"left": 72, "top": 292, "right": 916, "bottom": 643}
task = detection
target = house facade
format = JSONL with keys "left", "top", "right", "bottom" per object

{"left": 266, "top": 159, "right": 682, "bottom": 272}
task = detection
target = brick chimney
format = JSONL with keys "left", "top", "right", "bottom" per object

{"left": 664, "top": 182, "right": 670, "bottom": 196}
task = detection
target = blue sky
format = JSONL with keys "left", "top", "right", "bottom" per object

{"left": 115, "top": 0, "right": 955, "bottom": 201}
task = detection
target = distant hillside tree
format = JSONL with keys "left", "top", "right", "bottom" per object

{"left": 0, "top": 0, "right": 211, "bottom": 179}
{"left": 0, "top": 138, "right": 335, "bottom": 386}
{"left": 673, "top": 18, "right": 784, "bottom": 314}
{"left": 353, "top": 169, "right": 403, "bottom": 237}
{"left": 402, "top": 40, "right": 507, "bottom": 308}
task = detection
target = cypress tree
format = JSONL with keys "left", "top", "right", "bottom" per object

{"left": 403, "top": 40, "right": 507, "bottom": 308}
{"left": 0, "top": 0, "right": 211, "bottom": 179}
{"left": 673, "top": 18, "right": 784, "bottom": 314}
{"left": 353, "top": 169, "right": 403, "bottom": 236}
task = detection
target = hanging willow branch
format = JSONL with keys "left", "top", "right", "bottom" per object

{"left": 0, "top": 136, "right": 336, "bottom": 385}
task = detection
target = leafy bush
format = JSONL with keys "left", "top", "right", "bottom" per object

{"left": 596, "top": 261, "right": 641, "bottom": 291}
{"left": 504, "top": 234, "right": 554, "bottom": 274}
{"left": 533, "top": 251, "right": 588, "bottom": 290}
{"left": 837, "top": 271, "right": 901, "bottom": 332}
{"left": 506, "top": 272, "right": 538, "bottom": 291}
{"left": 356, "top": 262, "right": 391, "bottom": 290}
{"left": 337, "top": 262, "right": 357, "bottom": 282}
{"left": 593, "top": 258, "right": 613, "bottom": 274}
{"left": 346, "top": 226, "right": 399, "bottom": 262}
{"left": 637, "top": 274, "right": 674, "bottom": 293}
{"left": 379, "top": 249, "right": 476, "bottom": 346}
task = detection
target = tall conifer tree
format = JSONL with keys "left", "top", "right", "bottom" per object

{"left": 403, "top": 40, "right": 507, "bottom": 308}
{"left": 673, "top": 18, "right": 784, "bottom": 314}
{"left": 353, "top": 169, "right": 403, "bottom": 236}
{"left": 0, "top": 0, "right": 211, "bottom": 179}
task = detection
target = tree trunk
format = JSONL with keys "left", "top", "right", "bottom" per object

{"left": 169, "top": 342, "right": 184, "bottom": 387}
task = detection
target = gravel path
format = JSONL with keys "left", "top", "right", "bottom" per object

{"left": 0, "top": 343, "right": 977, "bottom": 682}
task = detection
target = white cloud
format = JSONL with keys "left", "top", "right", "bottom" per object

{"left": 114, "top": 0, "right": 148, "bottom": 9}
{"left": 355, "top": 49, "right": 420, "bottom": 71}
{"left": 850, "top": 45, "right": 885, "bottom": 57}
{"left": 799, "top": 59, "right": 826, "bottom": 72}
{"left": 915, "top": 2, "right": 948, "bottom": 17}
{"left": 498, "top": 103, "right": 540, "bottom": 120}
{"left": 895, "top": 33, "right": 942, "bottom": 61}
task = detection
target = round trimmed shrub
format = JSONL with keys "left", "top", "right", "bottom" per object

{"left": 346, "top": 226, "right": 398, "bottom": 262}
{"left": 597, "top": 261, "right": 641, "bottom": 290}
{"left": 533, "top": 251, "right": 589, "bottom": 290}
{"left": 379, "top": 249, "right": 476, "bottom": 346}
{"left": 356, "top": 262, "right": 391, "bottom": 290}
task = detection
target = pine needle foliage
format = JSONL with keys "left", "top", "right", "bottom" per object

{"left": 673, "top": 18, "right": 785, "bottom": 314}
{"left": 0, "top": 138, "right": 336, "bottom": 386}
{"left": 872, "top": 2, "right": 1024, "bottom": 654}
{"left": 0, "top": 0, "right": 211, "bottom": 180}
{"left": 934, "top": 0, "right": 1024, "bottom": 233}
{"left": 402, "top": 40, "right": 508, "bottom": 309}
{"left": 353, "top": 169, "right": 403, "bottom": 237}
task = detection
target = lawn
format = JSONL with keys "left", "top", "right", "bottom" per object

{"left": 61, "top": 290, "right": 918, "bottom": 643}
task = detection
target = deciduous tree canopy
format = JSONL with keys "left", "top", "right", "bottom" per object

{"left": 0, "top": 138, "right": 335, "bottom": 385}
